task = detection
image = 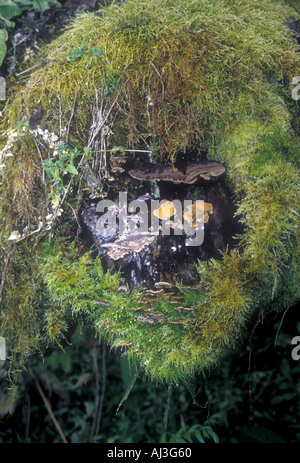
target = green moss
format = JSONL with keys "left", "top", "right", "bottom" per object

{"left": 0, "top": 0, "right": 299, "bottom": 384}
{"left": 0, "top": 245, "right": 42, "bottom": 372}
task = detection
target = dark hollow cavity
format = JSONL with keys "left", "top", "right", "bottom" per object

{"left": 80, "top": 153, "right": 243, "bottom": 290}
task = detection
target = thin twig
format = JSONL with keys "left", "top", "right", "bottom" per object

{"left": 15, "top": 63, "right": 42, "bottom": 76}
{"left": 0, "top": 244, "right": 13, "bottom": 303}
{"left": 285, "top": 0, "right": 300, "bottom": 16}
{"left": 13, "top": 222, "right": 44, "bottom": 244}
{"left": 88, "top": 83, "right": 126, "bottom": 148}
{"left": 163, "top": 385, "right": 172, "bottom": 434}
{"left": 95, "top": 343, "right": 106, "bottom": 439}
{"left": 89, "top": 345, "right": 100, "bottom": 442}
{"left": 274, "top": 307, "right": 290, "bottom": 347}
{"left": 67, "top": 202, "right": 81, "bottom": 233}
{"left": 48, "top": 179, "right": 72, "bottom": 241}
{"left": 48, "top": 141, "right": 92, "bottom": 239}
{"left": 66, "top": 91, "right": 78, "bottom": 143}
{"left": 248, "top": 310, "right": 264, "bottom": 421}
{"left": 30, "top": 371, "right": 68, "bottom": 443}
{"left": 0, "top": 205, "right": 13, "bottom": 303}
{"left": 57, "top": 91, "right": 62, "bottom": 139}
{"left": 33, "top": 138, "right": 47, "bottom": 187}
{"left": 25, "top": 393, "right": 31, "bottom": 442}
{"left": 93, "top": 149, "right": 153, "bottom": 154}
{"left": 149, "top": 61, "right": 165, "bottom": 101}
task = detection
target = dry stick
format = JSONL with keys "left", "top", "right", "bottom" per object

{"left": 49, "top": 85, "right": 123, "bottom": 238}
{"left": 88, "top": 84, "right": 126, "bottom": 148}
{"left": 14, "top": 222, "right": 44, "bottom": 244}
{"left": 32, "top": 373, "right": 68, "bottom": 443}
{"left": 92, "top": 148, "right": 153, "bottom": 154}
{"left": 67, "top": 202, "right": 81, "bottom": 233}
{"left": 149, "top": 61, "right": 165, "bottom": 101}
{"left": 15, "top": 63, "right": 42, "bottom": 76}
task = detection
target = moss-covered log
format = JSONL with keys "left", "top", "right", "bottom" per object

{"left": 0, "top": 0, "right": 299, "bottom": 384}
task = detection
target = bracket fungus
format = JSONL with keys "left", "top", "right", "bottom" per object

{"left": 101, "top": 233, "right": 157, "bottom": 261}
{"left": 129, "top": 161, "right": 226, "bottom": 184}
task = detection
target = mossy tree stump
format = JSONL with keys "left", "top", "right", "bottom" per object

{"left": 0, "top": 0, "right": 299, "bottom": 384}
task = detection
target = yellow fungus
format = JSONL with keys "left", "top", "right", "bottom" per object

{"left": 153, "top": 201, "right": 176, "bottom": 220}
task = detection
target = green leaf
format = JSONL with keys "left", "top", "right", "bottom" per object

{"left": 0, "top": 12, "right": 14, "bottom": 26}
{"left": 280, "top": 358, "right": 291, "bottom": 376}
{"left": 205, "top": 428, "right": 219, "bottom": 443}
{"left": 65, "top": 164, "right": 78, "bottom": 175}
{"left": 32, "top": 1, "right": 52, "bottom": 11}
{"left": 88, "top": 46, "right": 102, "bottom": 58}
{"left": 121, "top": 357, "right": 139, "bottom": 388}
{"left": 0, "top": 28, "right": 8, "bottom": 66}
{"left": 270, "top": 392, "right": 297, "bottom": 405}
{"left": 116, "top": 369, "right": 139, "bottom": 415}
{"left": 45, "top": 349, "right": 72, "bottom": 374}
{"left": 0, "top": 1, "right": 22, "bottom": 20}
{"left": 172, "top": 438, "right": 187, "bottom": 443}
{"left": 242, "top": 426, "right": 286, "bottom": 443}
{"left": 194, "top": 430, "right": 205, "bottom": 443}
{"left": 0, "top": 390, "right": 18, "bottom": 415}
{"left": 66, "top": 46, "right": 84, "bottom": 62}
{"left": 159, "top": 432, "right": 168, "bottom": 443}
{"left": 53, "top": 168, "right": 61, "bottom": 180}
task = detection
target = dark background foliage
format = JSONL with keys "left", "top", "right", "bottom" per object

{"left": 0, "top": 302, "right": 299, "bottom": 443}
